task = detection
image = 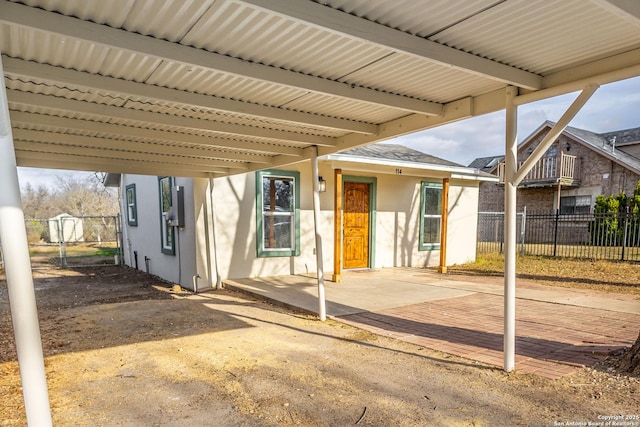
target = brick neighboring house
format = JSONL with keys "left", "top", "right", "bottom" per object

{"left": 470, "top": 121, "right": 640, "bottom": 214}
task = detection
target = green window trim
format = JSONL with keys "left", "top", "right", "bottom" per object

{"left": 419, "top": 181, "right": 442, "bottom": 251}
{"left": 125, "top": 184, "right": 138, "bottom": 226}
{"left": 255, "top": 170, "right": 301, "bottom": 257}
{"left": 158, "top": 176, "right": 175, "bottom": 255}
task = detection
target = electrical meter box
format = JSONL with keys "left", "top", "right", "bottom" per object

{"left": 168, "top": 185, "right": 185, "bottom": 227}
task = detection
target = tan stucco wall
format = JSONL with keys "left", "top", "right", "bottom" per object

{"left": 205, "top": 164, "right": 480, "bottom": 279}
{"left": 121, "top": 164, "right": 482, "bottom": 285}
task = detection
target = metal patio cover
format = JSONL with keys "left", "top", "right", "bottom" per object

{"left": 1, "top": 0, "right": 640, "bottom": 178}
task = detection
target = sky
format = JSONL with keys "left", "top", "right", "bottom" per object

{"left": 388, "top": 75, "right": 640, "bottom": 166}
{"left": 15, "top": 76, "right": 640, "bottom": 189}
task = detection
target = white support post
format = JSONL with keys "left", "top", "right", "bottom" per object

{"left": 503, "top": 83, "right": 599, "bottom": 373}
{"left": 209, "top": 177, "right": 222, "bottom": 289}
{"left": 504, "top": 86, "right": 518, "bottom": 372}
{"left": 0, "top": 56, "right": 53, "bottom": 426}
{"left": 309, "top": 146, "right": 327, "bottom": 321}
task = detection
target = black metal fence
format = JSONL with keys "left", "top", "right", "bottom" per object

{"left": 477, "top": 209, "right": 640, "bottom": 261}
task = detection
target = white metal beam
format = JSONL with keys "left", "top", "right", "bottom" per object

{"left": 13, "top": 129, "right": 273, "bottom": 165}
{"left": 2, "top": 56, "right": 375, "bottom": 135}
{"left": 7, "top": 90, "right": 335, "bottom": 150}
{"left": 0, "top": 2, "right": 443, "bottom": 116}
{"left": 522, "top": 49, "right": 640, "bottom": 105}
{"left": 239, "top": 0, "right": 542, "bottom": 90}
{"left": 13, "top": 143, "right": 251, "bottom": 174}
{"left": 9, "top": 110, "right": 320, "bottom": 154}
{"left": 15, "top": 151, "right": 225, "bottom": 178}
{"left": 513, "top": 84, "right": 599, "bottom": 185}
{"left": 318, "top": 89, "right": 513, "bottom": 156}
{"left": 0, "top": 55, "right": 53, "bottom": 427}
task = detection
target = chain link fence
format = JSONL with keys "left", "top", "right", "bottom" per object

{"left": 15, "top": 215, "right": 123, "bottom": 268}
{"left": 477, "top": 209, "right": 640, "bottom": 261}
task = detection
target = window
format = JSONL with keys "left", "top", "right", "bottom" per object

{"left": 158, "top": 176, "right": 175, "bottom": 255}
{"left": 545, "top": 145, "right": 557, "bottom": 157}
{"left": 256, "top": 170, "right": 300, "bottom": 257}
{"left": 125, "top": 184, "right": 137, "bottom": 226}
{"left": 560, "top": 195, "right": 591, "bottom": 215}
{"left": 419, "top": 182, "right": 442, "bottom": 250}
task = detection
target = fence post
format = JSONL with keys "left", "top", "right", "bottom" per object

{"left": 622, "top": 207, "right": 629, "bottom": 261}
{"left": 520, "top": 206, "right": 526, "bottom": 254}
{"left": 116, "top": 214, "right": 123, "bottom": 265}
{"left": 57, "top": 217, "right": 65, "bottom": 267}
{"left": 553, "top": 209, "right": 559, "bottom": 257}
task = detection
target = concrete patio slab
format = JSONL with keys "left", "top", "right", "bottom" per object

{"left": 223, "top": 268, "right": 640, "bottom": 379}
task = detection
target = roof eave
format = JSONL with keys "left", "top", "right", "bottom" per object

{"left": 321, "top": 153, "right": 498, "bottom": 181}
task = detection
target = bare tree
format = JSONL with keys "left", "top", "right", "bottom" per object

{"left": 21, "top": 183, "right": 54, "bottom": 219}
{"left": 21, "top": 174, "right": 118, "bottom": 218}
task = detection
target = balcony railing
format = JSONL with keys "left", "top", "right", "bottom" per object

{"left": 498, "top": 153, "right": 579, "bottom": 185}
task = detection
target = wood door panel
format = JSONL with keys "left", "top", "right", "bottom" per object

{"left": 343, "top": 182, "right": 369, "bottom": 269}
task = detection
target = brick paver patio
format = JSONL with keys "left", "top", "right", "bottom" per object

{"left": 225, "top": 268, "right": 640, "bottom": 379}
{"left": 338, "top": 292, "right": 640, "bottom": 379}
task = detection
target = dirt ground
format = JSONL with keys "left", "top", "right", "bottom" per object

{"left": 1, "top": 265, "right": 639, "bottom": 427}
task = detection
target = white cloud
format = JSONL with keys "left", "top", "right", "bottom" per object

{"left": 390, "top": 76, "right": 640, "bottom": 166}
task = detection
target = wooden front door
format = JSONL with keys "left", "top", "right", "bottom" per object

{"left": 343, "top": 181, "right": 370, "bottom": 269}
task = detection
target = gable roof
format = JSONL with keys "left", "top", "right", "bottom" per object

{"left": 341, "top": 144, "right": 462, "bottom": 167}
{"left": 324, "top": 143, "right": 497, "bottom": 181}
{"left": 562, "top": 123, "right": 640, "bottom": 175}
{"left": 2, "top": 1, "right": 640, "bottom": 178}
{"left": 469, "top": 121, "right": 640, "bottom": 176}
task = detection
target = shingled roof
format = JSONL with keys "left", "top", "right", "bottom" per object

{"left": 468, "top": 121, "right": 640, "bottom": 175}
{"left": 561, "top": 123, "right": 640, "bottom": 175}
{"left": 468, "top": 155, "right": 503, "bottom": 172}
{"left": 341, "top": 143, "right": 463, "bottom": 167}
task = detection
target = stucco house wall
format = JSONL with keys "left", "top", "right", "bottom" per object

{"left": 118, "top": 159, "right": 486, "bottom": 290}
{"left": 120, "top": 174, "right": 198, "bottom": 288}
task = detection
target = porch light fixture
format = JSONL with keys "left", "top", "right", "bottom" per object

{"left": 318, "top": 176, "right": 327, "bottom": 193}
{"left": 565, "top": 142, "right": 571, "bottom": 151}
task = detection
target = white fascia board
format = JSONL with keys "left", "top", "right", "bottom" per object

{"left": 450, "top": 173, "right": 499, "bottom": 183}
{"left": 321, "top": 153, "right": 497, "bottom": 181}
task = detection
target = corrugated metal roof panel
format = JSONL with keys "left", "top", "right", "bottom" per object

{"left": 0, "top": 23, "right": 162, "bottom": 81}
{"left": 145, "top": 61, "right": 308, "bottom": 107}
{"left": 284, "top": 92, "right": 407, "bottom": 124}
{"left": 14, "top": 0, "right": 217, "bottom": 41}
{"left": 317, "top": 0, "right": 502, "bottom": 38}
{"left": 3, "top": 0, "right": 640, "bottom": 177}
{"left": 5, "top": 76, "right": 128, "bottom": 106}
{"left": 180, "top": 0, "right": 392, "bottom": 80}
{"left": 342, "top": 54, "right": 503, "bottom": 103}
{"left": 432, "top": 0, "right": 640, "bottom": 74}
{"left": 14, "top": 0, "right": 134, "bottom": 28}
